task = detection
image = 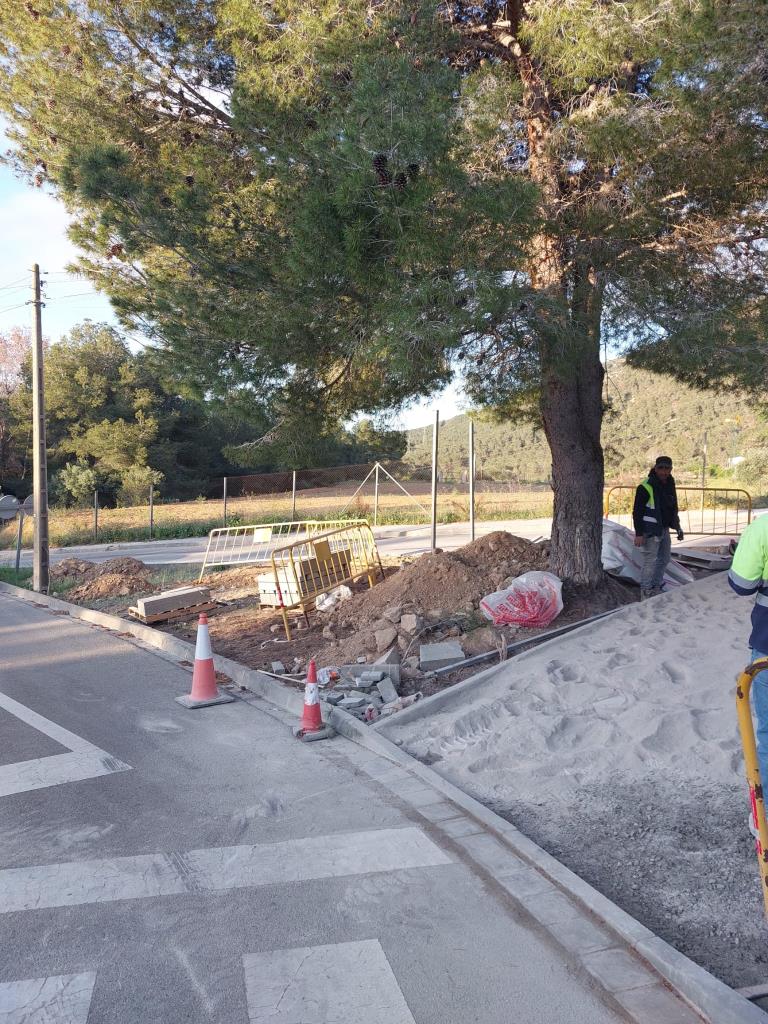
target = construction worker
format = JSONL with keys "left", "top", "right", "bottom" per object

{"left": 632, "top": 455, "right": 684, "bottom": 599}
{"left": 728, "top": 515, "right": 768, "bottom": 834}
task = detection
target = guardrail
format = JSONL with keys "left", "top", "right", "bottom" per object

{"left": 198, "top": 519, "right": 369, "bottom": 580}
{"left": 261, "top": 522, "right": 385, "bottom": 640}
{"left": 604, "top": 485, "right": 752, "bottom": 536}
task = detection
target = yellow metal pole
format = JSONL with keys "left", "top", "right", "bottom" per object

{"left": 736, "top": 659, "right": 768, "bottom": 917}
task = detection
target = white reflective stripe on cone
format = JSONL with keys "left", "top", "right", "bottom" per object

{"left": 195, "top": 623, "right": 213, "bottom": 660}
{"left": 304, "top": 683, "right": 319, "bottom": 706}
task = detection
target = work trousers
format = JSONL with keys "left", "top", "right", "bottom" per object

{"left": 640, "top": 531, "right": 671, "bottom": 592}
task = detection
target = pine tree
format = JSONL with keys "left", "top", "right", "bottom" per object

{"left": 2, "top": 1, "right": 766, "bottom": 582}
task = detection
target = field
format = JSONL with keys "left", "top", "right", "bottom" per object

{"left": 0, "top": 478, "right": 556, "bottom": 550}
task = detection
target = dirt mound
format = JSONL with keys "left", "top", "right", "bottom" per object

{"left": 329, "top": 531, "right": 549, "bottom": 631}
{"left": 63, "top": 556, "right": 153, "bottom": 602}
{"left": 50, "top": 558, "right": 96, "bottom": 579}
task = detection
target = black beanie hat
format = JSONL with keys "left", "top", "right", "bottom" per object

{"left": 655, "top": 456, "right": 673, "bottom": 469}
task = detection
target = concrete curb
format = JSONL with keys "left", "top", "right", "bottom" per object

{"left": 1, "top": 581, "right": 762, "bottom": 1023}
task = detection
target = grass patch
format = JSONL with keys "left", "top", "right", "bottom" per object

{"left": 0, "top": 567, "right": 32, "bottom": 586}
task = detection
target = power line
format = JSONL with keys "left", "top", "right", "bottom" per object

{"left": 0, "top": 276, "right": 28, "bottom": 292}
{"left": 0, "top": 301, "right": 29, "bottom": 316}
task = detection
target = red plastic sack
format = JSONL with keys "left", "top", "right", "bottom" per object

{"left": 480, "top": 571, "right": 563, "bottom": 628}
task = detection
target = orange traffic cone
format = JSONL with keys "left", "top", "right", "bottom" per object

{"left": 175, "top": 613, "right": 235, "bottom": 709}
{"left": 292, "top": 659, "right": 326, "bottom": 737}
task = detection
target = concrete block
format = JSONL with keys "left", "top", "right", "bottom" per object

{"left": 383, "top": 605, "right": 403, "bottom": 623}
{"left": 419, "top": 640, "right": 464, "bottom": 671}
{"left": 321, "top": 691, "right": 344, "bottom": 705}
{"left": 438, "top": 817, "right": 485, "bottom": 839}
{"left": 376, "top": 676, "right": 399, "bottom": 703}
{"left": 137, "top": 587, "right": 210, "bottom": 617}
{"left": 353, "top": 677, "right": 377, "bottom": 691}
{"left": 360, "top": 670, "right": 385, "bottom": 683}
{"left": 270, "top": 661, "right": 286, "bottom": 675}
{"left": 340, "top": 696, "right": 366, "bottom": 709}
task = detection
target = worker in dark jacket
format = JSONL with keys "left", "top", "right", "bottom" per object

{"left": 632, "top": 456, "right": 684, "bottom": 599}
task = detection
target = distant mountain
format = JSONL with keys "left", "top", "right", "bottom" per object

{"left": 404, "top": 360, "right": 764, "bottom": 485}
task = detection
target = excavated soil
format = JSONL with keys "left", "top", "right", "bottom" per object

{"left": 59, "top": 534, "right": 637, "bottom": 694}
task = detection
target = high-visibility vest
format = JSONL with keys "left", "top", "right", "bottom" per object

{"left": 639, "top": 479, "right": 659, "bottom": 527}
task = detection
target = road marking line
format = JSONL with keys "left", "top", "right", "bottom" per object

{"left": 0, "top": 691, "right": 131, "bottom": 798}
{"left": 0, "top": 828, "right": 450, "bottom": 913}
{"left": 243, "top": 939, "right": 416, "bottom": 1023}
{"left": 0, "top": 971, "right": 96, "bottom": 1023}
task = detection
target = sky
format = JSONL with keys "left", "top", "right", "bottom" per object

{"left": 0, "top": 134, "right": 463, "bottom": 430}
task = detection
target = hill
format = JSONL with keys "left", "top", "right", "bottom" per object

{"left": 405, "top": 361, "right": 765, "bottom": 486}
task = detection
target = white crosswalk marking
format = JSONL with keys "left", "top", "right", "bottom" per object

{"left": 243, "top": 940, "right": 416, "bottom": 1023}
{"left": 0, "top": 691, "right": 131, "bottom": 798}
{"left": 0, "top": 971, "right": 95, "bottom": 1023}
{"left": 0, "top": 828, "right": 450, "bottom": 913}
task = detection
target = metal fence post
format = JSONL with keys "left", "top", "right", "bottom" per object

{"left": 291, "top": 470, "right": 297, "bottom": 521}
{"left": 431, "top": 410, "right": 439, "bottom": 551}
{"left": 373, "top": 463, "right": 380, "bottom": 527}
{"left": 469, "top": 418, "right": 475, "bottom": 542}
{"left": 15, "top": 511, "right": 24, "bottom": 575}
{"left": 223, "top": 476, "right": 228, "bottom": 527}
{"left": 93, "top": 490, "right": 99, "bottom": 542}
{"left": 149, "top": 485, "right": 154, "bottom": 540}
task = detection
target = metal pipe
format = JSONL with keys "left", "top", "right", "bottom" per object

{"left": 223, "top": 476, "right": 228, "bottom": 527}
{"left": 149, "top": 485, "right": 154, "bottom": 540}
{"left": 431, "top": 410, "right": 439, "bottom": 551}
{"left": 291, "top": 470, "right": 297, "bottom": 521}
{"left": 469, "top": 418, "right": 475, "bottom": 542}
{"left": 431, "top": 608, "right": 620, "bottom": 676}
{"left": 93, "top": 490, "right": 99, "bottom": 542}
{"left": 373, "top": 463, "right": 380, "bottom": 528}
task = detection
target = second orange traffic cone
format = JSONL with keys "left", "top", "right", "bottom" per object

{"left": 298, "top": 659, "right": 323, "bottom": 733}
{"left": 175, "top": 613, "right": 235, "bottom": 709}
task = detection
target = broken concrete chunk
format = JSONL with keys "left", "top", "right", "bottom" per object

{"left": 399, "top": 613, "right": 423, "bottom": 635}
{"left": 322, "top": 691, "right": 344, "bottom": 705}
{"left": 270, "top": 661, "right": 286, "bottom": 675}
{"left": 419, "top": 640, "right": 464, "bottom": 671}
{"left": 376, "top": 676, "right": 400, "bottom": 703}
{"left": 374, "top": 625, "right": 398, "bottom": 653}
{"left": 360, "top": 670, "right": 385, "bottom": 683}
{"left": 322, "top": 625, "right": 336, "bottom": 640}
{"left": 353, "top": 677, "right": 377, "bottom": 691}
{"left": 383, "top": 605, "right": 403, "bottom": 624}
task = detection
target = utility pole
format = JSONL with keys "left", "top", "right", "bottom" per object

{"left": 469, "top": 418, "right": 475, "bottom": 542}
{"left": 31, "top": 264, "right": 49, "bottom": 593}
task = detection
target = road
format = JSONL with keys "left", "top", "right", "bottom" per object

{"left": 0, "top": 510, "right": 744, "bottom": 572}
{"left": 0, "top": 591, "right": 628, "bottom": 1023}
{"left": 0, "top": 518, "right": 555, "bottom": 569}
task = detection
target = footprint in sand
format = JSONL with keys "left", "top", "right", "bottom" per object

{"left": 660, "top": 660, "right": 687, "bottom": 686}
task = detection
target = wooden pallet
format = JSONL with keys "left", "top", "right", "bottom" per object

{"left": 127, "top": 600, "right": 218, "bottom": 625}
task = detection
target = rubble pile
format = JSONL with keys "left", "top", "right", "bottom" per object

{"left": 316, "top": 532, "right": 549, "bottom": 669}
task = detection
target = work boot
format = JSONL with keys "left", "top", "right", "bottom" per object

{"left": 640, "top": 589, "right": 653, "bottom": 601}
{"left": 650, "top": 586, "right": 664, "bottom": 597}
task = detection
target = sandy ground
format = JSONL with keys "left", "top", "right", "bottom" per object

{"left": 382, "top": 573, "right": 768, "bottom": 990}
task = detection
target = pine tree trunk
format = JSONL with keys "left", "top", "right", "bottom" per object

{"left": 540, "top": 263, "right": 605, "bottom": 587}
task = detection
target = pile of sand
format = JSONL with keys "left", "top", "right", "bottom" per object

{"left": 381, "top": 574, "right": 765, "bottom": 987}
{"left": 62, "top": 557, "right": 153, "bottom": 601}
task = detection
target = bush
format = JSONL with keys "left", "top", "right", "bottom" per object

{"left": 57, "top": 460, "right": 101, "bottom": 507}
{"left": 119, "top": 465, "right": 164, "bottom": 506}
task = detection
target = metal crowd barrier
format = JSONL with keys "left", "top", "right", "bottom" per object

{"left": 198, "top": 519, "right": 368, "bottom": 580}
{"left": 736, "top": 659, "right": 768, "bottom": 917}
{"left": 604, "top": 485, "right": 752, "bottom": 536}
{"left": 261, "top": 522, "right": 385, "bottom": 640}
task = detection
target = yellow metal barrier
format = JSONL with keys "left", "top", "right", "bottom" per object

{"left": 261, "top": 522, "right": 385, "bottom": 640}
{"left": 198, "top": 519, "right": 369, "bottom": 580}
{"left": 604, "top": 485, "right": 752, "bottom": 537}
{"left": 736, "top": 659, "right": 768, "bottom": 917}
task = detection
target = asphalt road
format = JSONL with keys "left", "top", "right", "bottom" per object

{"left": 0, "top": 591, "right": 626, "bottom": 1023}
{"left": 0, "top": 518, "right": 555, "bottom": 569}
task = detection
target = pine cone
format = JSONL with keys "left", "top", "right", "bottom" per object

{"left": 394, "top": 172, "right": 408, "bottom": 191}
{"left": 407, "top": 163, "right": 419, "bottom": 180}
{"left": 185, "top": 174, "right": 194, "bottom": 186}
{"left": 372, "top": 153, "right": 388, "bottom": 173}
